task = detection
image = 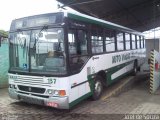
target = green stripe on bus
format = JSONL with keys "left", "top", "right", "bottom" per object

{"left": 69, "top": 92, "right": 92, "bottom": 108}
{"left": 105, "top": 61, "right": 133, "bottom": 85}
{"left": 87, "top": 60, "right": 134, "bottom": 87}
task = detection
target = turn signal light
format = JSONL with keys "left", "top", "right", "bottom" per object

{"left": 59, "top": 90, "right": 66, "bottom": 96}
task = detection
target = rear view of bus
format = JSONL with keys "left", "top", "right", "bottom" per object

{"left": 8, "top": 12, "right": 71, "bottom": 109}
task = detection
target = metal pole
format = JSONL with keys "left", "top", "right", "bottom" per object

{"left": 153, "top": 0, "right": 156, "bottom": 49}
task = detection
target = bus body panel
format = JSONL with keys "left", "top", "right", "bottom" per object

{"left": 68, "top": 48, "right": 146, "bottom": 104}
{"left": 90, "top": 49, "right": 145, "bottom": 73}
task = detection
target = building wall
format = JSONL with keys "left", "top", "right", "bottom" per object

{"left": 145, "top": 39, "right": 159, "bottom": 59}
{"left": 0, "top": 43, "right": 9, "bottom": 88}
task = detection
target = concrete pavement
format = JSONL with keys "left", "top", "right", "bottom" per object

{"left": 1, "top": 74, "right": 160, "bottom": 120}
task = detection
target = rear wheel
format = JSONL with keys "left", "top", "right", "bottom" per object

{"left": 132, "top": 61, "right": 138, "bottom": 76}
{"left": 91, "top": 76, "right": 103, "bottom": 100}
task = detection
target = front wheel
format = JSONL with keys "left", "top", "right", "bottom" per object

{"left": 91, "top": 76, "right": 103, "bottom": 100}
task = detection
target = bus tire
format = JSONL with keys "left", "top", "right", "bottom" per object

{"left": 91, "top": 76, "right": 103, "bottom": 100}
{"left": 132, "top": 61, "right": 137, "bottom": 76}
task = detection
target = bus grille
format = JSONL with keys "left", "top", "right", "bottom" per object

{"left": 18, "top": 85, "right": 46, "bottom": 94}
{"left": 14, "top": 75, "right": 50, "bottom": 86}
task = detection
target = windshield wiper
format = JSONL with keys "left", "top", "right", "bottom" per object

{"left": 33, "top": 25, "right": 48, "bottom": 49}
{"left": 38, "top": 25, "right": 48, "bottom": 36}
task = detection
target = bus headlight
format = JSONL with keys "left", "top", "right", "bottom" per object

{"left": 47, "top": 89, "right": 54, "bottom": 95}
{"left": 47, "top": 89, "right": 66, "bottom": 96}
{"left": 54, "top": 90, "right": 59, "bottom": 95}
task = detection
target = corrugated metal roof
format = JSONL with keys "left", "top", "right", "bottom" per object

{"left": 66, "top": 11, "right": 143, "bottom": 35}
{"left": 57, "top": 0, "right": 160, "bottom": 32}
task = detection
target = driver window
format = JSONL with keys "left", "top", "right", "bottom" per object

{"left": 68, "top": 29, "right": 88, "bottom": 73}
{"left": 68, "top": 31, "right": 76, "bottom": 54}
{"left": 68, "top": 30, "right": 88, "bottom": 55}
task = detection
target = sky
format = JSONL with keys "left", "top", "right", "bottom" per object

{"left": 143, "top": 27, "right": 160, "bottom": 39}
{"left": 0, "top": 0, "right": 159, "bottom": 38}
{"left": 0, "top": 0, "right": 64, "bottom": 31}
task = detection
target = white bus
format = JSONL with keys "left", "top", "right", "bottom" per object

{"left": 8, "top": 11, "right": 146, "bottom": 109}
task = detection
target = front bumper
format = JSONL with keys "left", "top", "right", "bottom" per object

{"left": 8, "top": 88, "right": 69, "bottom": 109}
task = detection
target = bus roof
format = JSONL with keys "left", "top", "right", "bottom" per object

{"left": 10, "top": 11, "right": 143, "bottom": 36}
{"left": 64, "top": 11, "right": 143, "bottom": 36}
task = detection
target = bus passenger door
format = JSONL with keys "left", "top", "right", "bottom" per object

{"left": 68, "top": 29, "right": 90, "bottom": 102}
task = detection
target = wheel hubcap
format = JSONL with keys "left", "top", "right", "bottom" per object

{"left": 134, "top": 67, "right": 137, "bottom": 73}
{"left": 95, "top": 81, "right": 102, "bottom": 96}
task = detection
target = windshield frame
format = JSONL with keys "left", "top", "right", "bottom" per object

{"left": 8, "top": 26, "right": 69, "bottom": 77}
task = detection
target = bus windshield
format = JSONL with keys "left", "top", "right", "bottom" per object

{"left": 9, "top": 28, "right": 67, "bottom": 75}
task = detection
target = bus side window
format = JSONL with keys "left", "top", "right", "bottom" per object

{"left": 143, "top": 37, "right": 145, "bottom": 48}
{"left": 91, "top": 29, "right": 103, "bottom": 54}
{"left": 77, "top": 30, "right": 88, "bottom": 55}
{"left": 132, "top": 34, "right": 136, "bottom": 49}
{"left": 141, "top": 36, "right": 143, "bottom": 48}
{"left": 139, "top": 36, "right": 142, "bottom": 48}
{"left": 105, "top": 29, "right": 115, "bottom": 52}
{"left": 125, "top": 33, "right": 130, "bottom": 50}
{"left": 117, "top": 32, "right": 124, "bottom": 51}
{"left": 136, "top": 36, "right": 140, "bottom": 49}
{"left": 68, "top": 32, "right": 76, "bottom": 55}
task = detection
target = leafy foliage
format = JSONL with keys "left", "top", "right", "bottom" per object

{"left": 0, "top": 30, "right": 8, "bottom": 38}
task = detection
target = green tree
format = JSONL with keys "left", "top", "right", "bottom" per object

{"left": 0, "top": 30, "right": 8, "bottom": 38}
